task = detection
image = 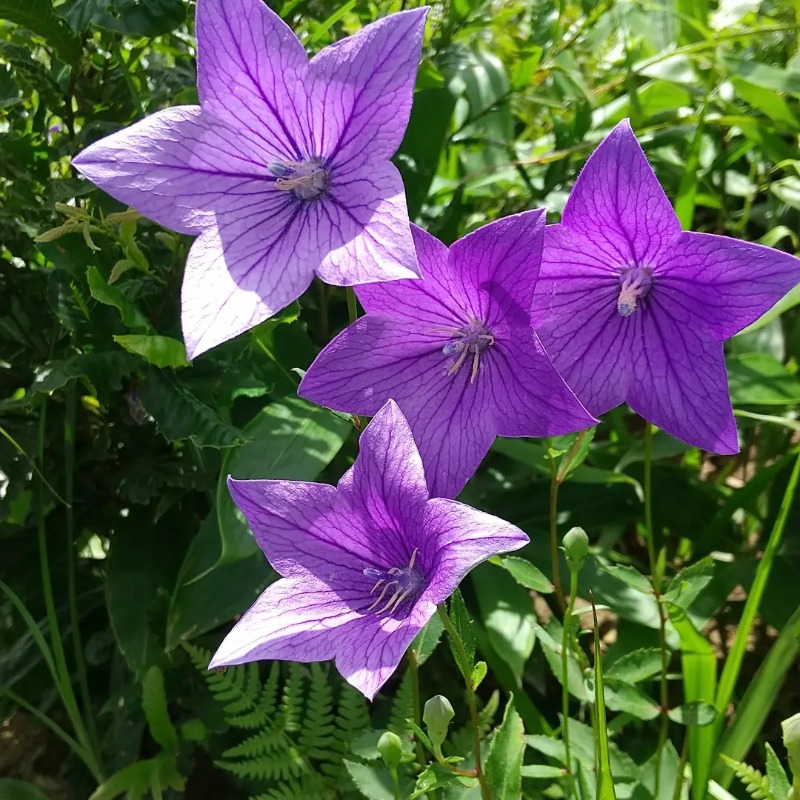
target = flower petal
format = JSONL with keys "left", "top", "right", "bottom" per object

{"left": 533, "top": 225, "right": 634, "bottom": 417}
{"left": 626, "top": 299, "right": 738, "bottom": 453}
{"left": 181, "top": 200, "right": 315, "bottom": 358}
{"left": 72, "top": 106, "right": 268, "bottom": 234}
{"left": 208, "top": 576, "right": 363, "bottom": 668}
{"left": 299, "top": 317, "right": 496, "bottom": 498}
{"left": 315, "top": 161, "right": 420, "bottom": 285}
{"left": 562, "top": 120, "right": 681, "bottom": 267}
{"left": 659, "top": 231, "right": 800, "bottom": 340}
{"left": 309, "top": 8, "right": 428, "bottom": 171}
{"left": 196, "top": 0, "right": 309, "bottom": 162}
{"left": 448, "top": 209, "right": 545, "bottom": 327}
{"left": 423, "top": 498, "right": 528, "bottom": 604}
{"left": 335, "top": 596, "right": 436, "bottom": 700}
{"left": 491, "top": 331, "right": 597, "bottom": 437}
{"left": 354, "top": 226, "right": 465, "bottom": 327}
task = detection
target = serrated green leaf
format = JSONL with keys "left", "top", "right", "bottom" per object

{"left": 142, "top": 666, "right": 178, "bottom": 751}
{"left": 410, "top": 614, "right": 444, "bottom": 666}
{"left": 601, "top": 563, "right": 654, "bottom": 594}
{"left": 113, "top": 335, "right": 189, "bottom": 368}
{"left": 667, "top": 702, "right": 717, "bottom": 727}
{"left": 498, "top": 556, "right": 554, "bottom": 593}
{"left": 0, "top": 0, "right": 81, "bottom": 62}
{"left": 447, "top": 588, "right": 476, "bottom": 680}
{"left": 606, "top": 648, "right": 663, "bottom": 684}
{"left": 603, "top": 678, "right": 660, "bottom": 720}
{"left": 765, "top": 743, "right": 791, "bottom": 800}
{"left": 485, "top": 696, "right": 525, "bottom": 800}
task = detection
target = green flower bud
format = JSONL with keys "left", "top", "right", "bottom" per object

{"left": 782, "top": 712, "right": 800, "bottom": 795}
{"left": 563, "top": 527, "right": 589, "bottom": 573}
{"left": 423, "top": 695, "right": 454, "bottom": 750}
{"left": 377, "top": 731, "right": 403, "bottom": 770}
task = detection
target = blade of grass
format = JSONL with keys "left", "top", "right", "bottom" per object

{"left": 591, "top": 592, "right": 617, "bottom": 800}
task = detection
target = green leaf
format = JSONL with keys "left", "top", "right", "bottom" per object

{"left": 113, "top": 335, "right": 189, "bottom": 368}
{"left": 485, "top": 696, "right": 525, "bottom": 800}
{"left": 603, "top": 678, "right": 660, "bottom": 720}
{"left": 410, "top": 764, "right": 476, "bottom": 798}
{"left": 216, "top": 397, "right": 351, "bottom": 564}
{"left": 606, "top": 648, "right": 664, "bottom": 684}
{"left": 0, "top": 779, "right": 49, "bottom": 800}
{"left": 473, "top": 563, "right": 536, "bottom": 684}
{"left": 765, "top": 743, "right": 791, "bottom": 800}
{"left": 534, "top": 623, "right": 588, "bottom": 702}
{"left": 343, "top": 761, "right": 395, "bottom": 800}
{"left": 495, "top": 556, "right": 553, "bottom": 593}
{"left": 410, "top": 613, "right": 445, "bottom": 666}
{"left": 472, "top": 660, "right": 488, "bottom": 690}
{"left": 60, "top": 0, "right": 186, "bottom": 36}
{"left": 737, "top": 283, "right": 800, "bottom": 335}
{"left": 447, "top": 588, "right": 476, "bottom": 680}
{"left": 664, "top": 556, "right": 716, "bottom": 611}
{"left": 0, "top": 0, "right": 81, "bottom": 62}
{"left": 86, "top": 266, "right": 151, "bottom": 332}
{"left": 142, "top": 666, "right": 179, "bottom": 751}
{"left": 590, "top": 600, "right": 617, "bottom": 800}
{"left": 667, "top": 702, "right": 717, "bottom": 727}
{"left": 520, "top": 765, "right": 567, "bottom": 779}
{"left": 601, "top": 564, "right": 654, "bottom": 594}
{"left": 727, "top": 353, "right": 800, "bottom": 406}
{"left": 138, "top": 369, "right": 244, "bottom": 448}
{"left": 721, "top": 55, "right": 800, "bottom": 96}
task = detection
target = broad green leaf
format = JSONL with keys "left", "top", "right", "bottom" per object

{"left": 0, "top": 779, "right": 49, "bottom": 800}
{"left": 722, "top": 55, "right": 800, "bottom": 96}
{"left": 473, "top": 563, "right": 536, "bottom": 684}
{"left": 343, "top": 760, "right": 397, "bottom": 800}
{"left": 535, "top": 623, "right": 587, "bottom": 701}
{"left": 728, "top": 353, "right": 800, "bottom": 405}
{"left": 138, "top": 369, "right": 244, "bottom": 448}
{"left": 0, "top": 0, "right": 81, "bottom": 62}
{"left": 603, "top": 678, "right": 660, "bottom": 720}
{"left": 667, "top": 702, "right": 717, "bottom": 727}
{"left": 410, "top": 613, "right": 445, "bottom": 666}
{"left": 664, "top": 556, "right": 715, "bottom": 611}
{"left": 606, "top": 648, "right": 663, "bottom": 684}
{"left": 765, "top": 743, "right": 791, "bottom": 800}
{"left": 215, "top": 397, "right": 351, "bottom": 564}
{"left": 601, "top": 564, "right": 654, "bottom": 595}
{"left": 86, "top": 266, "right": 151, "bottom": 332}
{"left": 142, "top": 666, "right": 178, "bottom": 751}
{"left": 113, "top": 335, "right": 189, "bottom": 368}
{"left": 496, "top": 555, "right": 554, "bottom": 593}
{"left": 30, "top": 351, "right": 138, "bottom": 403}
{"left": 639, "top": 741, "right": 682, "bottom": 800}
{"left": 410, "top": 764, "right": 476, "bottom": 798}
{"left": 60, "top": 0, "right": 186, "bottom": 36}
{"left": 485, "top": 697, "right": 525, "bottom": 800}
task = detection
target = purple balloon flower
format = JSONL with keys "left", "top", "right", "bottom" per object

{"left": 209, "top": 400, "right": 527, "bottom": 699}
{"left": 72, "top": 0, "right": 428, "bottom": 358}
{"left": 298, "top": 210, "right": 597, "bottom": 498}
{"left": 531, "top": 120, "right": 800, "bottom": 453}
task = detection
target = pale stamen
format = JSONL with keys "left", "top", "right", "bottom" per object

{"left": 616, "top": 265, "right": 653, "bottom": 317}
{"left": 362, "top": 548, "right": 422, "bottom": 617}
{"left": 436, "top": 317, "right": 495, "bottom": 383}
{"left": 268, "top": 160, "right": 328, "bottom": 201}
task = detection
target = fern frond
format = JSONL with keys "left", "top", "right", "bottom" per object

{"left": 388, "top": 672, "right": 415, "bottom": 736}
{"left": 298, "top": 664, "right": 336, "bottom": 764}
{"left": 281, "top": 663, "right": 305, "bottom": 734}
{"left": 721, "top": 755, "right": 772, "bottom": 799}
{"left": 336, "top": 681, "right": 370, "bottom": 741}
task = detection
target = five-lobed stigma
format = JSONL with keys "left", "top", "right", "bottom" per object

{"left": 362, "top": 549, "right": 424, "bottom": 616}
{"left": 268, "top": 160, "right": 328, "bottom": 201}
{"left": 616, "top": 265, "right": 653, "bottom": 317}
{"left": 430, "top": 317, "right": 495, "bottom": 383}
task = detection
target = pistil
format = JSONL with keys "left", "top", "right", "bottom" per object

{"left": 616, "top": 265, "right": 653, "bottom": 317}
{"left": 363, "top": 549, "right": 424, "bottom": 616}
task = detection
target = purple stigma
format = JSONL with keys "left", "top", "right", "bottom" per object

{"left": 617, "top": 265, "right": 653, "bottom": 317}
{"left": 362, "top": 548, "right": 424, "bottom": 616}
{"left": 429, "top": 317, "right": 495, "bottom": 383}
{"left": 268, "top": 159, "right": 328, "bottom": 201}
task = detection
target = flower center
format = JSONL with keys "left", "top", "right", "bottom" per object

{"left": 362, "top": 548, "right": 424, "bottom": 617}
{"left": 616, "top": 265, "right": 653, "bottom": 317}
{"left": 268, "top": 160, "right": 328, "bottom": 201}
{"left": 430, "top": 317, "right": 495, "bottom": 384}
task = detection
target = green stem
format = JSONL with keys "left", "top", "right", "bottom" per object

{"left": 408, "top": 648, "right": 426, "bottom": 768}
{"left": 562, "top": 570, "right": 580, "bottom": 800}
{"left": 64, "top": 387, "right": 99, "bottom": 756}
{"left": 390, "top": 765, "right": 401, "bottom": 800}
{"left": 346, "top": 286, "right": 359, "bottom": 325}
{"left": 548, "top": 445, "right": 566, "bottom": 611}
{"left": 437, "top": 605, "right": 494, "bottom": 800}
{"left": 114, "top": 40, "right": 144, "bottom": 117}
{"left": 643, "top": 423, "right": 669, "bottom": 799}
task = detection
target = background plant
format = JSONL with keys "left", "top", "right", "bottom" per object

{"left": 1, "top": 0, "right": 799, "bottom": 798}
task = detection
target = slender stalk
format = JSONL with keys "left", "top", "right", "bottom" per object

{"left": 64, "top": 387, "right": 99, "bottom": 755}
{"left": 114, "top": 41, "right": 144, "bottom": 117}
{"left": 437, "top": 605, "right": 494, "bottom": 800}
{"left": 346, "top": 287, "right": 359, "bottom": 325}
{"left": 643, "top": 423, "right": 669, "bottom": 798}
{"left": 561, "top": 570, "right": 580, "bottom": 800}
{"left": 318, "top": 281, "right": 329, "bottom": 341}
{"left": 548, "top": 444, "right": 566, "bottom": 611}
{"left": 408, "top": 649, "right": 426, "bottom": 768}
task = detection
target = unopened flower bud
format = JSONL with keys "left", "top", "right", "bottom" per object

{"left": 377, "top": 731, "right": 403, "bottom": 770}
{"left": 423, "top": 695, "right": 454, "bottom": 750}
{"left": 782, "top": 712, "right": 800, "bottom": 795}
{"left": 563, "top": 527, "right": 589, "bottom": 572}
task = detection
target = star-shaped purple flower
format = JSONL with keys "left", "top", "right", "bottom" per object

{"left": 298, "top": 211, "right": 597, "bottom": 498}
{"left": 531, "top": 120, "right": 800, "bottom": 453}
{"left": 72, "top": 0, "right": 427, "bottom": 358}
{"left": 209, "top": 400, "right": 527, "bottom": 699}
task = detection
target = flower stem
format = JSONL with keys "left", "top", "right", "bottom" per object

{"left": 408, "top": 648, "right": 426, "bottom": 768}
{"left": 437, "top": 605, "right": 495, "bottom": 800}
{"left": 643, "top": 423, "right": 669, "bottom": 797}
{"left": 548, "top": 446, "right": 566, "bottom": 611}
{"left": 346, "top": 287, "right": 359, "bottom": 324}
{"left": 561, "top": 570, "right": 581, "bottom": 800}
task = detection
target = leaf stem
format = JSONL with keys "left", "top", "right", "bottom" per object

{"left": 408, "top": 648, "right": 426, "bottom": 768}
{"left": 548, "top": 445, "right": 566, "bottom": 611}
{"left": 437, "top": 605, "right": 494, "bottom": 800}
{"left": 562, "top": 570, "right": 581, "bottom": 799}
{"left": 643, "top": 423, "right": 669, "bottom": 798}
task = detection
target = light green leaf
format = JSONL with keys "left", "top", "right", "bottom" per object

{"left": 668, "top": 702, "right": 717, "bottom": 727}
{"left": 603, "top": 678, "right": 660, "bottom": 720}
{"left": 601, "top": 564, "right": 653, "bottom": 594}
{"left": 485, "top": 697, "right": 525, "bottom": 800}
{"left": 606, "top": 648, "right": 664, "bottom": 684}
{"left": 410, "top": 614, "right": 445, "bottom": 666}
{"left": 86, "top": 265, "right": 151, "bottom": 332}
{"left": 765, "top": 743, "right": 791, "bottom": 800}
{"left": 447, "top": 588, "right": 476, "bottom": 680}
{"left": 0, "top": 0, "right": 81, "bottom": 62}
{"left": 113, "top": 335, "right": 189, "bottom": 368}
{"left": 497, "top": 556, "right": 554, "bottom": 593}
{"left": 343, "top": 760, "right": 396, "bottom": 800}
{"left": 520, "top": 765, "right": 567, "bottom": 779}
{"left": 142, "top": 666, "right": 179, "bottom": 752}
{"left": 728, "top": 352, "right": 800, "bottom": 405}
